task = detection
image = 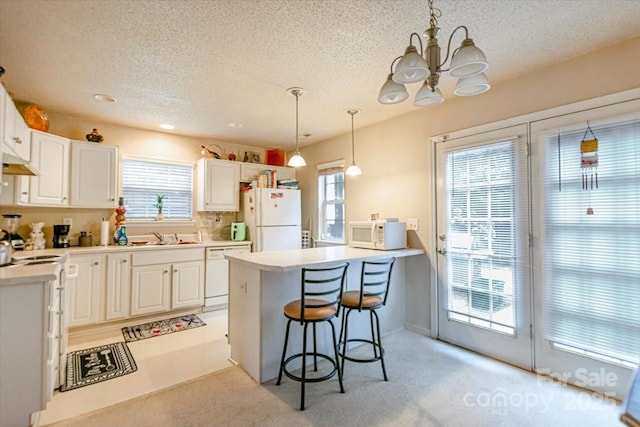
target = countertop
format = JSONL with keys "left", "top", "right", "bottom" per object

{"left": 224, "top": 246, "right": 425, "bottom": 272}
{"left": 1, "top": 239, "right": 252, "bottom": 285}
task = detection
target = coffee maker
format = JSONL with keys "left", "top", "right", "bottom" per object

{"left": 53, "top": 224, "right": 70, "bottom": 248}
{"left": 1, "top": 214, "right": 26, "bottom": 250}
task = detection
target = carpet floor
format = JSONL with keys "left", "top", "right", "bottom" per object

{"left": 47, "top": 329, "right": 622, "bottom": 427}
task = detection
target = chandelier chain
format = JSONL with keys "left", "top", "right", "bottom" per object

{"left": 428, "top": 0, "right": 441, "bottom": 29}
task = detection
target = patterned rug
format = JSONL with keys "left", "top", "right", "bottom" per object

{"left": 122, "top": 314, "right": 206, "bottom": 342}
{"left": 61, "top": 342, "right": 137, "bottom": 392}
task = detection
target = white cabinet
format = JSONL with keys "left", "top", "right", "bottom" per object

{"left": 66, "top": 254, "right": 104, "bottom": 327}
{"left": 1, "top": 85, "right": 31, "bottom": 161}
{"left": 240, "top": 163, "right": 295, "bottom": 183}
{"left": 0, "top": 271, "right": 64, "bottom": 427}
{"left": 131, "top": 264, "right": 171, "bottom": 316}
{"left": 106, "top": 253, "right": 131, "bottom": 320}
{"left": 171, "top": 260, "right": 205, "bottom": 309}
{"left": 70, "top": 141, "right": 118, "bottom": 208}
{"left": 197, "top": 158, "right": 240, "bottom": 211}
{"left": 29, "top": 130, "right": 70, "bottom": 206}
{"left": 131, "top": 248, "right": 204, "bottom": 316}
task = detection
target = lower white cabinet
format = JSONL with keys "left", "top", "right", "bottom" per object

{"left": 67, "top": 254, "right": 104, "bottom": 327}
{"left": 131, "top": 248, "right": 204, "bottom": 316}
{"left": 106, "top": 253, "right": 131, "bottom": 320}
{"left": 131, "top": 264, "right": 171, "bottom": 316}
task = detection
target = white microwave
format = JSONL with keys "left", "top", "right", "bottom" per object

{"left": 348, "top": 220, "right": 407, "bottom": 250}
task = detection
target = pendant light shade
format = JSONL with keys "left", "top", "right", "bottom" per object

{"left": 287, "top": 87, "right": 306, "bottom": 167}
{"left": 345, "top": 108, "right": 362, "bottom": 176}
{"left": 392, "top": 45, "right": 428, "bottom": 84}
{"left": 378, "top": 73, "right": 409, "bottom": 104}
{"left": 453, "top": 72, "right": 491, "bottom": 96}
{"left": 414, "top": 83, "right": 444, "bottom": 106}
{"left": 448, "top": 38, "right": 489, "bottom": 78}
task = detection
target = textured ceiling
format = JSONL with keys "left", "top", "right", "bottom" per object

{"left": 1, "top": 0, "right": 639, "bottom": 149}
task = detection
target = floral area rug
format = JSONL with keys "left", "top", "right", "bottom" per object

{"left": 61, "top": 342, "right": 137, "bottom": 391}
{"left": 121, "top": 314, "right": 206, "bottom": 342}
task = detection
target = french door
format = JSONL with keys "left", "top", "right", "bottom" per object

{"left": 435, "top": 124, "right": 533, "bottom": 369}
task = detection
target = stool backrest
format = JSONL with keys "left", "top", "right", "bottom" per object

{"left": 300, "top": 262, "right": 349, "bottom": 322}
{"left": 358, "top": 258, "right": 396, "bottom": 310}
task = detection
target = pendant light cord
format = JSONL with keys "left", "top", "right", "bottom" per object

{"left": 350, "top": 113, "right": 355, "bottom": 161}
{"left": 295, "top": 93, "right": 299, "bottom": 154}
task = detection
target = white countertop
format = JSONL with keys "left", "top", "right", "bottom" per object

{"left": 224, "top": 246, "right": 425, "bottom": 272}
{"left": 1, "top": 239, "right": 252, "bottom": 285}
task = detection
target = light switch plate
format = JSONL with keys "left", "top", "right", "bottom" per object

{"left": 407, "top": 218, "right": 419, "bottom": 231}
{"left": 63, "top": 217, "right": 73, "bottom": 226}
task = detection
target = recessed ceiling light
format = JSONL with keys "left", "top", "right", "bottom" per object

{"left": 159, "top": 123, "right": 175, "bottom": 130}
{"left": 228, "top": 122, "right": 243, "bottom": 128}
{"left": 93, "top": 94, "right": 117, "bottom": 103}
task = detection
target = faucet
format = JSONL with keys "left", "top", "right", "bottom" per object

{"left": 151, "top": 231, "right": 166, "bottom": 245}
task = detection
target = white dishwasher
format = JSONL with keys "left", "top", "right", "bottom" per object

{"left": 204, "top": 245, "right": 251, "bottom": 311}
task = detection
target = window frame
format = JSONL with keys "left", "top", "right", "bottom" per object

{"left": 316, "top": 160, "right": 346, "bottom": 243}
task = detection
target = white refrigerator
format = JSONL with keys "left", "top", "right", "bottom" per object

{"left": 241, "top": 187, "right": 301, "bottom": 252}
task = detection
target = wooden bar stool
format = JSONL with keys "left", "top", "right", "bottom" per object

{"left": 339, "top": 258, "right": 395, "bottom": 381}
{"left": 276, "top": 262, "right": 349, "bottom": 410}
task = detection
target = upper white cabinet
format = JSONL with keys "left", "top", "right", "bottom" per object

{"left": 29, "top": 130, "right": 70, "bottom": 206}
{"left": 197, "top": 158, "right": 240, "bottom": 212}
{"left": 1, "top": 85, "right": 31, "bottom": 162}
{"left": 70, "top": 141, "right": 118, "bottom": 208}
{"left": 240, "top": 163, "right": 295, "bottom": 183}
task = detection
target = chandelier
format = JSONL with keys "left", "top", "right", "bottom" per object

{"left": 378, "top": 0, "right": 490, "bottom": 106}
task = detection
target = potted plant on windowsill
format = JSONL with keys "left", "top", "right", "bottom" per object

{"left": 155, "top": 195, "right": 165, "bottom": 221}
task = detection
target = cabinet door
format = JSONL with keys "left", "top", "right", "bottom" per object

{"left": 12, "top": 112, "right": 31, "bottom": 161}
{"left": 239, "top": 163, "right": 264, "bottom": 182}
{"left": 29, "top": 131, "right": 70, "bottom": 205}
{"left": 67, "top": 255, "right": 104, "bottom": 327}
{"left": 131, "top": 265, "right": 171, "bottom": 316}
{"left": 172, "top": 260, "right": 204, "bottom": 309}
{"left": 197, "top": 158, "right": 240, "bottom": 211}
{"left": 274, "top": 165, "right": 295, "bottom": 181}
{"left": 71, "top": 141, "right": 117, "bottom": 207}
{"left": 106, "top": 253, "right": 131, "bottom": 320}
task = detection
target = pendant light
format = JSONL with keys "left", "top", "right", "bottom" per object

{"left": 287, "top": 87, "right": 306, "bottom": 167}
{"left": 345, "top": 108, "right": 362, "bottom": 176}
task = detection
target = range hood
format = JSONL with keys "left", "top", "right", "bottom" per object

{"left": 2, "top": 152, "right": 38, "bottom": 176}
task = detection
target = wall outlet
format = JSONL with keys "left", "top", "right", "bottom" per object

{"left": 407, "top": 218, "right": 419, "bottom": 231}
{"left": 63, "top": 217, "right": 73, "bottom": 226}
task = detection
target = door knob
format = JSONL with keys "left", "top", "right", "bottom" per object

{"left": 437, "top": 247, "right": 447, "bottom": 255}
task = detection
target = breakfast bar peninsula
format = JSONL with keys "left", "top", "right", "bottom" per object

{"left": 225, "top": 246, "right": 424, "bottom": 383}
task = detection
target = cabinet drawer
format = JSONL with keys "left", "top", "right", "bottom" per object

{"left": 132, "top": 248, "right": 204, "bottom": 266}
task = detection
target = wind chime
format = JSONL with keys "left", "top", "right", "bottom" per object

{"left": 580, "top": 122, "right": 599, "bottom": 215}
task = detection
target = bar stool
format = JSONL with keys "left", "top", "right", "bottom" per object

{"left": 276, "top": 262, "right": 349, "bottom": 410}
{"left": 339, "top": 258, "right": 395, "bottom": 381}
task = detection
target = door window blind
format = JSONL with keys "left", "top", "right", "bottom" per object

{"left": 541, "top": 118, "right": 640, "bottom": 364}
{"left": 121, "top": 157, "right": 194, "bottom": 220}
{"left": 444, "top": 138, "right": 530, "bottom": 332}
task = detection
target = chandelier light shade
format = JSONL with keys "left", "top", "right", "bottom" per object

{"left": 287, "top": 87, "right": 306, "bottom": 167}
{"left": 379, "top": 0, "right": 490, "bottom": 107}
{"left": 345, "top": 108, "right": 362, "bottom": 176}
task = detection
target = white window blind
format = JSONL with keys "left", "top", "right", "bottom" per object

{"left": 445, "top": 138, "right": 530, "bottom": 333}
{"left": 121, "top": 157, "right": 194, "bottom": 220}
{"left": 541, "top": 118, "right": 640, "bottom": 364}
{"left": 317, "top": 164, "right": 345, "bottom": 242}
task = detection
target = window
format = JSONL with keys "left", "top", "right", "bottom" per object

{"left": 317, "top": 161, "right": 345, "bottom": 242}
{"left": 541, "top": 117, "right": 640, "bottom": 365}
{"left": 121, "top": 157, "right": 194, "bottom": 220}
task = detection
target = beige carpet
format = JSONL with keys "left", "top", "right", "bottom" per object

{"left": 47, "top": 330, "right": 622, "bottom": 427}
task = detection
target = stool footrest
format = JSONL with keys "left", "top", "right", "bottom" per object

{"left": 282, "top": 352, "right": 339, "bottom": 383}
{"left": 339, "top": 338, "right": 385, "bottom": 364}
